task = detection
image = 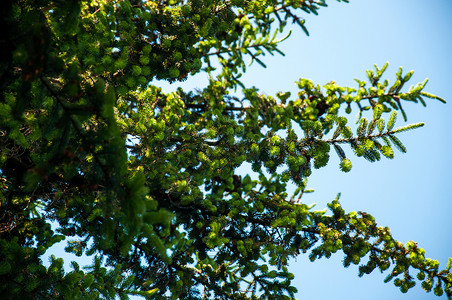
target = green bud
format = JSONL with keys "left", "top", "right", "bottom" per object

{"left": 0, "top": 261, "right": 11, "bottom": 275}
{"left": 181, "top": 5, "right": 192, "bottom": 16}
{"left": 339, "top": 158, "right": 352, "bottom": 172}
{"left": 173, "top": 51, "right": 183, "bottom": 61}
{"left": 163, "top": 38, "right": 171, "bottom": 48}
{"left": 341, "top": 126, "right": 352, "bottom": 138}
{"left": 434, "top": 285, "right": 443, "bottom": 296}
{"left": 422, "top": 279, "right": 433, "bottom": 292}
{"left": 169, "top": 68, "right": 180, "bottom": 78}
{"left": 270, "top": 135, "right": 281, "bottom": 145}
{"left": 354, "top": 145, "right": 365, "bottom": 157}
{"left": 381, "top": 145, "right": 394, "bottom": 158}
{"left": 139, "top": 56, "right": 150, "bottom": 65}
{"left": 417, "top": 272, "right": 425, "bottom": 280}
{"left": 345, "top": 105, "right": 352, "bottom": 114}
{"left": 270, "top": 146, "right": 280, "bottom": 156}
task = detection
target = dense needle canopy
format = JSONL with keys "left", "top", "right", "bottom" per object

{"left": 0, "top": 0, "right": 450, "bottom": 299}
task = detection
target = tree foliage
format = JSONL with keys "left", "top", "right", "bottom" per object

{"left": 0, "top": 0, "right": 450, "bottom": 299}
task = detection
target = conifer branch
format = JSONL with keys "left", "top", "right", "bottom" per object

{"left": 325, "top": 123, "right": 424, "bottom": 144}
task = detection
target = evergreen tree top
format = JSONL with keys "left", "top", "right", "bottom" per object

{"left": 0, "top": 0, "right": 450, "bottom": 299}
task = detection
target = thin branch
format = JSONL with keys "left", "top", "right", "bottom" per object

{"left": 185, "top": 103, "right": 248, "bottom": 112}
{"left": 206, "top": 41, "right": 273, "bottom": 57}
{"left": 325, "top": 129, "right": 403, "bottom": 145}
{"left": 39, "top": 76, "right": 112, "bottom": 183}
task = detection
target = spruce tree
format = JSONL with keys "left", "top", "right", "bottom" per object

{"left": 0, "top": 0, "right": 450, "bottom": 299}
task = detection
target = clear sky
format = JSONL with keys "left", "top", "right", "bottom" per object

{"left": 158, "top": 0, "right": 452, "bottom": 299}
{"left": 258, "top": 1, "right": 452, "bottom": 299}
{"left": 48, "top": 1, "right": 452, "bottom": 299}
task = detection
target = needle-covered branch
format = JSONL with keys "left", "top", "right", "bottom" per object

{"left": 312, "top": 198, "right": 452, "bottom": 296}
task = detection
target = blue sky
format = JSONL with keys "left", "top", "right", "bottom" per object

{"left": 262, "top": 1, "right": 452, "bottom": 299}
{"left": 48, "top": 1, "right": 451, "bottom": 299}
{"left": 161, "top": 0, "right": 452, "bottom": 298}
